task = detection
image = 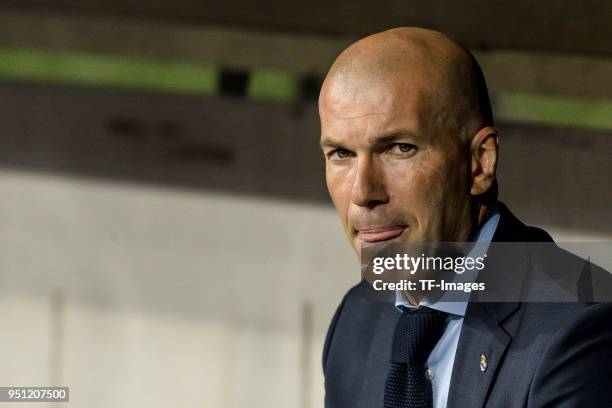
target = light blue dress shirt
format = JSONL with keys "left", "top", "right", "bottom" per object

{"left": 395, "top": 206, "right": 500, "bottom": 408}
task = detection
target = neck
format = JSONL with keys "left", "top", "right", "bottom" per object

{"left": 401, "top": 200, "right": 496, "bottom": 306}
{"left": 472, "top": 200, "right": 494, "bottom": 239}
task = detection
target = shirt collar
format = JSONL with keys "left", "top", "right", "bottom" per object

{"left": 395, "top": 203, "right": 501, "bottom": 317}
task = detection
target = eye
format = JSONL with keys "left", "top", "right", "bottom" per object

{"left": 328, "top": 149, "right": 352, "bottom": 160}
{"left": 390, "top": 143, "right": 417, "bottom": 155}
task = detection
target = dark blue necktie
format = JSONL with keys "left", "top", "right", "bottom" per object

{"left": 384, "top": 306, "right": 449, "bottom": 408}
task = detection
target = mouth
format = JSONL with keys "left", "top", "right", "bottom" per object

{"left": 357, "top": 226, "right": 407, "bottom": 243}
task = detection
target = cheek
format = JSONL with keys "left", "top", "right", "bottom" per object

{"left": 326, "top": 167, "right": 352, "bottom": 218}
{"left": 388, "top": 158, "right": 447, "bottom": 203}
{"left": 386, "top": 158, "right": 452, "bottom": 232}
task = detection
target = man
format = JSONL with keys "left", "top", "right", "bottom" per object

{"left": 319, "top": 27, "right": 612, "bottom": 407}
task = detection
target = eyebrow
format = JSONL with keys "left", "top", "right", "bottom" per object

{"left": 319, "top": 129, "right": 424, "bottom": 150}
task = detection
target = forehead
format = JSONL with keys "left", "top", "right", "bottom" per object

{"left": 319, "top": 78, "right": 432, "bottom": 144}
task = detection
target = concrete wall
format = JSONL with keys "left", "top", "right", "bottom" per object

{"left": 0, "top": 169, "right": 357, "bottom": 407}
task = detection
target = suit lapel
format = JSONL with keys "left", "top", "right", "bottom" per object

{"left": 446, "top": 301, "right": 518, "bottom": 408}
{"left": 447, "top": 202, "right": 533, "bottom": 407}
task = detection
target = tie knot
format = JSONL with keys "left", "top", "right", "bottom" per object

{"left": 391, "top": 307, "right": 448, "bottom": 364}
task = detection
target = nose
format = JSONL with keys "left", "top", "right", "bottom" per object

{"left": 351, "top": 156, "right": 389, "bottom": 208}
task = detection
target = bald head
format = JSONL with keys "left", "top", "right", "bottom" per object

{"left": 320, "top": 27, "right": 493, "bottom": 139}
{"left": 320, "top": 27, "right": 499, "bottom": 252}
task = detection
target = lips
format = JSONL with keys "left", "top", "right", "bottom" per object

{"left": 357, "top": 226, "right": 407, "bottom": 243}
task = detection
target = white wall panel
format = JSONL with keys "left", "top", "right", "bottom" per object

{"left": 0, "top": 169, "right": 357, "bottom": 407}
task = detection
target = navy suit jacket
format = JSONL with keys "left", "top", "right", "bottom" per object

{"left": 323, "top": 203, "right": 612, "bottom": 407}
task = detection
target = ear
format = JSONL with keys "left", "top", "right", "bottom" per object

{"left": 470, "top": 126, "right": 498, "bottom": 196}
